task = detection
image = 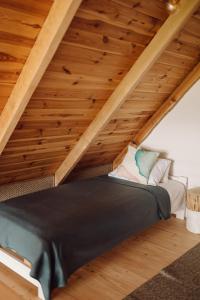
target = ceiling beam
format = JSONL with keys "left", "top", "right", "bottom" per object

{"left": 134, "top": 62, "right": 200, "bottom": 145}
{"left": 54, "top": 0, "right": 200, "bottom": 185}
{"left": 0, "top": 0, "right": 82, "bottom": 155}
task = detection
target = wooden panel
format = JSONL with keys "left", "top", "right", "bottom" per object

{"left": 55, "top": 0, "right": 199, "bottom": 185}
{"left": 0, "top": 0, "right": 52, "bottom": 114}
{"left": 74, "top": 7, "right": 200, "bottom": 175}
{"left": 0, "top": 0, "right": 199, "bottom": 184}
{"left": 0, "top": 0, "right": 82, "bottom": 156}
{"left": 0, "top": 0, "right": 169, "bottom": 184}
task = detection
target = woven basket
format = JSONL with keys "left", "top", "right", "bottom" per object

{"left": 187, "top": 188, "right": 200, "bottom": 212}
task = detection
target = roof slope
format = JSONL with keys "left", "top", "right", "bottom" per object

{"left": 0, "top": 0, "right": 199, "bottom": 184}
{"left": 76, "top": 12, "right": 200, "bottom": 171}
{"left": 0, "top": 0, "right": 52, "bottom": 112}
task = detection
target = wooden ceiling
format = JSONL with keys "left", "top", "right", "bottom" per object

{"left": 0, "top": 0, "right": 52, "bottom": 112}
{"left": 0, "top": 0, "right": 199, "bottom": 185}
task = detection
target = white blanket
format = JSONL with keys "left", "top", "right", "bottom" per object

{"left": 159, "top": 179, "right": 186, "bottom": 219}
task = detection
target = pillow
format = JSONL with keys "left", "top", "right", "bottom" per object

{"left": 109, "top": 145, "right": 147, "bottom": 184}
{"left": 135, "top": 149, "right": 159, "bottom": 179}
{"left": 161, "top": 161, "right": 171, "bottom": 183}
{"left": 148, "top": 158, "right": 171, "bottom": 186}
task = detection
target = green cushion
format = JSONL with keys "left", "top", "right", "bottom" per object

{"left": 135, "top": 149, "right": 159, "bottom": 179}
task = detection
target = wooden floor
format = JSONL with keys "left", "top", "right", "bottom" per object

{"left": 0, "top": 217, "right": 199, "bottom": 300}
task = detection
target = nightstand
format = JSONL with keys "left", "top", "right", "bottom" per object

{"left": 186, "top": 187, "right": 200, "bottom": 234}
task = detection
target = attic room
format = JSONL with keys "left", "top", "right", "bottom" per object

{"left": 0, "top": 0, "right": 200, "bottom": 299}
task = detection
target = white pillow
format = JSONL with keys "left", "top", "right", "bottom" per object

{"left": 148, "top": 159, "right": 171, "bottom": 186}
{"left": 109, "top": 145, "right": 147, "bottom": 184}
{"left": 161, "top": 162, "right": 171, "bottom": 183}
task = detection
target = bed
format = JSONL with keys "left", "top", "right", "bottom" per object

{"left": 0, "top": 175, "right": 171, "bottom": 299}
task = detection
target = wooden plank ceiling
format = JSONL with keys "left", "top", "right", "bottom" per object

{"left": 0, "top": 0, "right": 199, "bottom": 185}
{"left": 0, "top": 0, "right": 53, "bottom": 113}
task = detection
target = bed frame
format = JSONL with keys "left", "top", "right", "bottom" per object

{"left": 0, "top": 247, "right": 45, "bottom": 299}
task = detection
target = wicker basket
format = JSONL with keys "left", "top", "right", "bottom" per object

{"left": 186, "top": 187, "right": 200, "bottom": 234}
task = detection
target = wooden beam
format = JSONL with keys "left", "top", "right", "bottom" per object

{"left": 134, "top": 63, "right": 200, "bottom": 145}
{"left": 0, "top": 0, "right": 82, "bottom": 155}
{"left": 54, "top": 0, "right": 200, "bottom": 185}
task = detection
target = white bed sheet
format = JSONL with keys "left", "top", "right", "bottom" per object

{"left": 159, "top": 179, "right": 186, "bottom": 217}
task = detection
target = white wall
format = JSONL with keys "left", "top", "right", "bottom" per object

{"left": 142, "top": 80, "right": 200, "bottom": 188}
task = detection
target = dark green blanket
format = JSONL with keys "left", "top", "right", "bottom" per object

{"left": 0, "top": 176, "right": 170, "bottom": 299}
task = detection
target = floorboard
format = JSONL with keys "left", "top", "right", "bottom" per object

{"left": 0, "top": 217, "right": 199, "bottom": 300}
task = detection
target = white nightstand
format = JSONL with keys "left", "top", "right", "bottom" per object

{"left": 186, "top": 187, "right": 200, "bottom": 234}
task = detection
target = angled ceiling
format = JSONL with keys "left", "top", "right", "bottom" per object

{"left": 0, "top": 0, "right": 52, "bottom": 112}
{"left": 0, "top": 0, "right": 199, "bottom": 185}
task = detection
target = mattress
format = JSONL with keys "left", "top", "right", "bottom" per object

{"left": 0, "top": 176, "right": 170, "bottom": 299}
{"left": 159, "top": 179, "right": 186, "bottom": 214}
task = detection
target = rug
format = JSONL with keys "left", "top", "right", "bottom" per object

{"left": 124, "top": 242, "right": 200, "bottom": 300}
